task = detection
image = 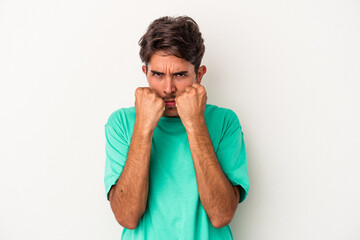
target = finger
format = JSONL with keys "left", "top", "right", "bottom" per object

{"left": 147, "top": 88, "right": 161, "bottom": 97}
{"left": 192, "top": 83, "right": 201, "bottom": 88}
{"left": 197, "top": 85, "right": 206, "bottom": 94}
{"left": 135, "top": 87, "right": 146, "bottom": 96}
{"left": 184, "top": 86, "right": 193, "bottom": 92}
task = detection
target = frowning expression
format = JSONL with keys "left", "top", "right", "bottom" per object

{"left": 142, "top": 51, "right": 206, "bottom": 117}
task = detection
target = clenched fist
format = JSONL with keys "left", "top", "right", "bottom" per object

{"left": 134, "top": 87, "right": 165, "bottom": 132}
{"left": 175, "top": 83, "right": 207, "bottom": 129}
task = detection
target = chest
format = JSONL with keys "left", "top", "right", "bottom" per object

{"left": 150, "top": 129, "right": 194, "bottom": 180}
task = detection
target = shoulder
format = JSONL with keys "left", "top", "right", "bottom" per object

{"left": 205, "top": 104, "right": 242, "bottom": 130}
{"left": 105, "top": 106, "right": 136, "bottom": 128}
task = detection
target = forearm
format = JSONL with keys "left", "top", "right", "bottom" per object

{"left": 109, "top": 120, "right": 152, "bottom": 229}
{"left": 185, "top": 119, "right": 238, "bottom": 228}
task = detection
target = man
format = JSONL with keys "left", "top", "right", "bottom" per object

{"left": 104, "top": 16, "right": 249, "bottom": 239}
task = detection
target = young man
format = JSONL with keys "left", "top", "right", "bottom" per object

{"left": 104, "top": 16, "right": 249, "bottom": 239}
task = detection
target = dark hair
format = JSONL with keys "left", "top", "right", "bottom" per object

{"left": 139, "top": 16, "right": 205, "bottom": 73}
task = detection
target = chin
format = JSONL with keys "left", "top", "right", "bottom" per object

{"left": 164, "top": 107, "right": 179, "bottom": 117}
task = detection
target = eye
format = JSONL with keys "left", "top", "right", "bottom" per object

{"left": 175, "top": 73, "right": 186, "bottom": 78}
{"left": 152, "top": 72, "right": 163, "bottom": 78}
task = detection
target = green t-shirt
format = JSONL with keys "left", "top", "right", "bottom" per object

{"left": 104, "top": 104, "right": 249, "bottom": 240}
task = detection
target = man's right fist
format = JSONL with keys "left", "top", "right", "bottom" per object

{"left": 134, "top": 87, "right": 165, "bottom": 131}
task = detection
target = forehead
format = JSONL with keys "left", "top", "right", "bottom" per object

{"left": 148, "top": 51, "right": 195, "bottom": 72}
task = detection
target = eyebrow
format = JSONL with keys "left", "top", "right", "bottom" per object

{"left": 172, "top": 71, "right": 188, "bottom": 76}
{"left": 151, "top": 70, "right": 188, "bottom": 76}
{"left": 150, "top": 70, "right": 163, "bottom": 75}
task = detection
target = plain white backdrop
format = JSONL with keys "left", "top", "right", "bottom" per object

{"left": 0, "top": 0, "right": 359, "bottom": 239}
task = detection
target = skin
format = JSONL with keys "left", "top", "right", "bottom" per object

{"left": 109, "top": 51, "right": 240, "bottom": 229}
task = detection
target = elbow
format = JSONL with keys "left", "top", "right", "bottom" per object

{"left": 110, "top": 200, "right": 144, "bottom": 230}
{"left": 111, "top": 202, "right": 145, "bottom": 229}
{"left": 209, "top": 209, "right": 236, "bottom": 229}
{"left": 109, "top": 189, "right": 145, "bottom": 230}
{"left": 210, "top": 217, "right": 232, "bottom": 229}
{"left": 114, "top": 213, "right": 140, "bottom": 230}
{"left": 117, "top": 219, "right": 139, "bottom": 230}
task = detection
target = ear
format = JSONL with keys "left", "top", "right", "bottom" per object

{"left": 196, "top": 65, "right": 207, "bottom": 84}
{"left": 142, "top": 65, "right": 147, "bottom": 75}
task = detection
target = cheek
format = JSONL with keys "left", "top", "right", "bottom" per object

{"left": 176, "top": 79, "right": 195, "bottom": 91}
{"left": 147, "top": 79, "right": 160, "bottom": 89}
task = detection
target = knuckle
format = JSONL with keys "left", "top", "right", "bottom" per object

{"left": 150, "top": 91, "right": 158, "bottom": 98}
{"left": 135, "top": 87, "right": 143, "bottom": 94}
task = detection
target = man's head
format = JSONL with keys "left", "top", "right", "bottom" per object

{"left": 139, "top": 16, "right": 207, "bottom": 117}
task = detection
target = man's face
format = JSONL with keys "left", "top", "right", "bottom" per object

{"left": 142, "top": 51, "right": 206, "bottom": 117}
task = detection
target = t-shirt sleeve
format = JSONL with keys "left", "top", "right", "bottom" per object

{"left": 216, "top": 110, "right": 249, "bottom": 203}
{"left": 104, "top": 113, "right": 129, "bottom": 201}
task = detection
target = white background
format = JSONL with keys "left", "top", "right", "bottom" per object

{"left": 1, "top": 0, "right": 359, "bottom": 239}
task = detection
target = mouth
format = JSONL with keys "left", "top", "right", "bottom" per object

{"left": 164, "top": 100, "right": 176, "bottom": 107}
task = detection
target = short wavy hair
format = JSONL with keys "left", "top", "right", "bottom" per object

{"left": 139, "top": 16, "right": 205, "bottom": 73}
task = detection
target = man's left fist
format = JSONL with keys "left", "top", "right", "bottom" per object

{"left": 175, "top": 83, "right": 207, "bottom": 127}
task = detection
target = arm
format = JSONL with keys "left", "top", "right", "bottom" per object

{"left": 109, "top": 121, "right": 153, "bottom": 229}
{"left": 186, "top": 118, "right": 240, "bottom": 228}
{"left": 109, "top": 87, "right": 164, "bottom": 229}
{"left": 175, "top": 83, "right": 240, "bottom": 228}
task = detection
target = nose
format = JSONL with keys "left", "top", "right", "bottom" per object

{"left": 163, "top": 76, "right": 176, "bottom": 95}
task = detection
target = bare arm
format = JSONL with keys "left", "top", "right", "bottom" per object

{"left": 186, "top": 119, "right": 240, "bottom": 228}
{"left": 176, "top": 83, "right": 240, "bottom": 228}
{"left": 109, "top": 87, "right": 164, "bottom": 229}
{"left": 109, "top": 121, "right": 153, "bottom": 229}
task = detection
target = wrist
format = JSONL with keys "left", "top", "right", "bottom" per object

{"left": 134, "top": 118, "right": 156, "bottom": 136}
{"left": 183, "top": 116, "right": 207, "bottom": 134}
